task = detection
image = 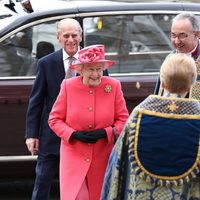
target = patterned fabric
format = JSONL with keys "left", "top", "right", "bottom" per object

{"left": 139, "top": 95, "right": 200, "bottom": 115}
{"left": 101, "top": 95, "right": 200, "bottom": 200}
{"left": 65, "top": 57, "right": 76, "bottom": 78}
{"left": 190, "top": 56, "right": 200, "bottom": 100}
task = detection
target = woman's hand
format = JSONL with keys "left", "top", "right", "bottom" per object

{"left": 71, "top": 129, "right": 106, "bottom": 143}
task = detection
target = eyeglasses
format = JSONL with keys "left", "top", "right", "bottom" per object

{"left": 169, "top": 32, "right": 193, "bottom": 40}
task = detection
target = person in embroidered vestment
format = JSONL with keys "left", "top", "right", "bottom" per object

{"left": 101, "top": 53, "right": 200, "bottom": 200}
{"left": 48, "top": 44, "right": 129, "bottom": 200}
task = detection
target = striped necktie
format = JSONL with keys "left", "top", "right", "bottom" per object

{"left": 65, "top": 57, "right": 75, "bottom": 79}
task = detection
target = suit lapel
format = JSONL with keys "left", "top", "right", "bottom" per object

{"left": 52, "top": 49, "right": 65, "bottom": 87}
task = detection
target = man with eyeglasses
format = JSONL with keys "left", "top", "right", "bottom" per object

{"left": 154, "top": 12, "right": 200, "bottom": 97}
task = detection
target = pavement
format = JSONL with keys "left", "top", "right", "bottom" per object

{"left": 0, "top": 179, "right": 59, "bottom": 200}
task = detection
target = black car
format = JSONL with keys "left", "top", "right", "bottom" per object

{"left": 0, "top": 0, "right": 200, "bottom": 181}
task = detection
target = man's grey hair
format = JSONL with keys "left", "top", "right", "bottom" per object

{"left": 57, "top": 18, "right": 83, "bottom": 34}
{"left": 172, "top": 12, "right": 200, "bottom": 32}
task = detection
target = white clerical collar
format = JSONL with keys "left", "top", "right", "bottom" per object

{"left": 163, "top": 90, "right": 188, "bottom": 98}
{"left": 176, "top": 44, "right": 198, "bottom": 57}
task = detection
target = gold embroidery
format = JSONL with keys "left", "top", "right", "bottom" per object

{"left": 196, "top": 56, "right": 200, "bottom": 74}
{"left": 190, "top": 56, "right": 200, "bottom": 100}
{"left": 168, "top": 101, "right": 178, "bottom": 112}
{"left": 130, "top": 110, "right": 200, "bottom": 186}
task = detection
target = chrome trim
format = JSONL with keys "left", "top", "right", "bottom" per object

{"left": 111, "top": 72, "right": 159, "bottom": 77}
{"left": 0, "top": 155, "right": 37, "bottom": 162}
{"left": 0, "top": 72, "right": 159, "bottom": 80}
{"left": 0, "top": 76, "right": 35, "bottom": 80}
{"left": 0, "top": 14, "right": 77, "bottom": 42}
{"left": 105, "top": 51, "right": 171, "bottom": 56}
{"left": 78, "top": 10, "right": 200, "bottom": 18}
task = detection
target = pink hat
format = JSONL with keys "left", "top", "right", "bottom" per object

{"left": 70, "top": 44, "right": 115, "bottom": 73}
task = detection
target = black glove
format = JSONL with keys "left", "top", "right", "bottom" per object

{"left": 86, "top": 129, "right": 107, "bottom": 140}
{"left": 71, "top": 131, "right": 99, "bottom": 143}
{"left": 71, "top": 129, "right": 107, "bottom": 143}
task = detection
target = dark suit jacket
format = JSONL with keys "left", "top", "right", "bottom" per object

{"left": 25, "top": 49, "right": 109, "bottom": 156}
{"left": 25, "top": 49, "right": 64, "bottom": 156}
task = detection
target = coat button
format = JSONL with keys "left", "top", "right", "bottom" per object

{"left": 85, "top": 158, "right": 90, "bottom": 163}
{"left": 89, "top": 90, "right": 93, "bottom": 94}
{"left": 88, "top": 107, "right": 93, "bottom": 111}
{"left": 88, "top": 124, "right": 93, "bottom": 128}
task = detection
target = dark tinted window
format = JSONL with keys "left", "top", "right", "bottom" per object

{"left": 0, "top": 21, "right": 58, "bottom": 77}
{"left": 83, "top": 14, "right": 175, "bottom": 74}
{"left": 1, "top": 13, "right": 200, "bottom": 77}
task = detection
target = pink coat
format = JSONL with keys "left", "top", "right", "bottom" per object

{"left": 48, "top": 76, "right": 129, "bottom": 200}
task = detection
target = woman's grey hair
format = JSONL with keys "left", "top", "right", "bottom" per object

{"left": 172, "top": 12, "right": 200, "bottom": 32}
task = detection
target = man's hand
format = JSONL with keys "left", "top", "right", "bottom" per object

{"left": 26, "top": 138, "right": 39, "bottom": 156}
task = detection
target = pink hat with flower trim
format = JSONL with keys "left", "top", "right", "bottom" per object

{"left": 70, "top": 44, "right": 115, "bottom": 73}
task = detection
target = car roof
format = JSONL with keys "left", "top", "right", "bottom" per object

{"left": 1, "top": 1, "right": 200, "bottom": 38}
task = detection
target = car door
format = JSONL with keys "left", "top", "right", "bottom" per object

{"left": 0, "top": 16, "right": 72, "bottom": 177}
{"left": 0, "top": 1, "right": 200, "bottom": 178}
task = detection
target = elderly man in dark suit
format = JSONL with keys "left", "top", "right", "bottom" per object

{"left": 25, "top": 17, "right": 108, "bottom": 200}
{"left": 25, "top": 18, "right": 83, "bottom": 200}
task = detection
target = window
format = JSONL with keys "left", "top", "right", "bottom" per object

{"left": 0, "top": 21, "right": 58, "bottom": 77}
{"left": 83, "top": 14, "right": 175, "bottom": 74}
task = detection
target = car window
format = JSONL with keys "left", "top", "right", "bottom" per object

{"left": 83, "top": 14, "right": 175, "bottom": 74}
{"left": 0, "top": 21, "right": 58, "bottom": 77}
{"left": 1, "top": 13, "right": 199, "bottom": 78}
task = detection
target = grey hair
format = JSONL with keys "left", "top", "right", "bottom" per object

{"left": 172, "top": 12, "right": 200, "bottom": 32}
{"left": 57, "top": 18, "right": 83, "bottom": 34}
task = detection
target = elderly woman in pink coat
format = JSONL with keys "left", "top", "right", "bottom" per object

{"left": 48, "top": 44, "right": 129, "bottom": 200}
